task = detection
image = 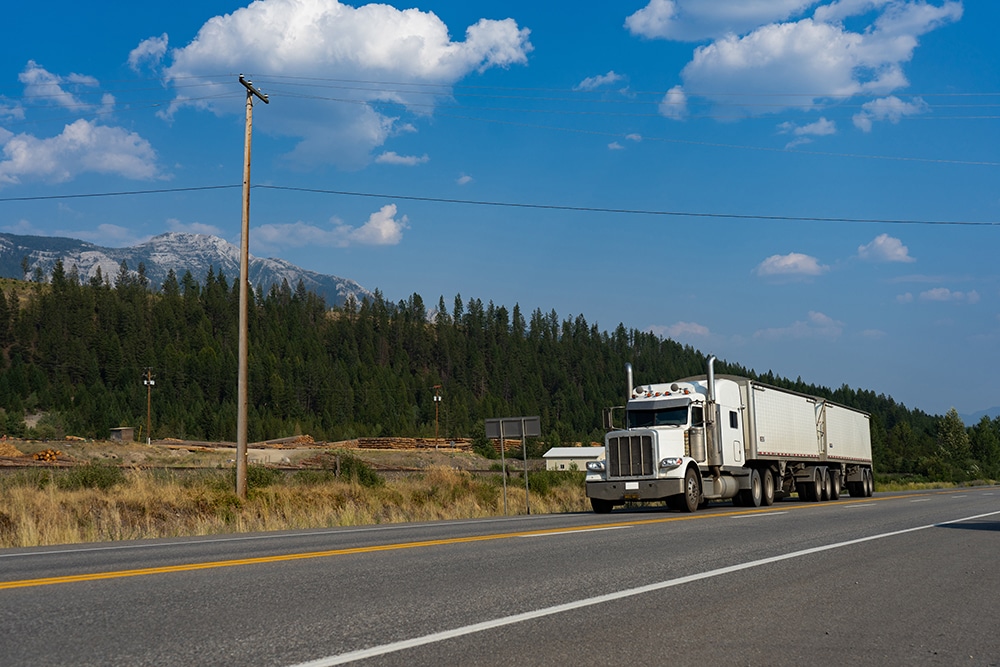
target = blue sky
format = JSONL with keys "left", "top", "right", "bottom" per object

{"left": 1, "top": 0, "right": 998, "bottom": 417}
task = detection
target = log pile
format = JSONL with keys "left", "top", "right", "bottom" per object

{"left": 32, "top": 448, "right": 62, "bottom": 461}
{"left": 0, "top": 442, "right": 24, "bottom": 457}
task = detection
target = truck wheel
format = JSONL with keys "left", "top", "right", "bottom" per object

{"left": 829, "top": 470, "right": 842, "bottom": 500}
{"left": 820, "top": 468, "right": 832, "bottom": 501}
{"left": 865, "top": 469, "right": 874, "bottom": 497}
{"left": 681, "top": 467, "right": 701, "bottom": 513}
{"left": 747, "top": 469, "right": 762, "bottom": 507}
{"left": 591, "top": 498, "right": 613, "bottom": 514}
{"left": 761, "top": 468, "right": 775, "bottom": 506}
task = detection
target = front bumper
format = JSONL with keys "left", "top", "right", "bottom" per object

{"left": 586, "top": 478, "right": 685, "bottom": 502}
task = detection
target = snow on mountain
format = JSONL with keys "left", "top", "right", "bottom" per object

{"left": 0, "top": 232, "right": 371, "bottom": 307}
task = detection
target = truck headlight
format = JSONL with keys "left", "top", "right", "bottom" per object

{"left": 659, "top": 457, "right": 683, "bottom": 469}
{"left": 586, "top": 461, "right": 606, "bottom": 472}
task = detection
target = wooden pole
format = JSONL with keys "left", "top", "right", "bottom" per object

{"left": 237, "top": 75, "right": 268, "bottom": 500}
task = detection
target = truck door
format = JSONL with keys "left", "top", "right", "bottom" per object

{"left": 724, "top": 409, "right": 743, "bottom": 463}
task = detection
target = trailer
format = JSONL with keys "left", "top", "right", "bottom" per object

{"left": 585, "top": 356, "right": 874, "bottom": 513}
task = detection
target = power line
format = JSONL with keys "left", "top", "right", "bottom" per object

{"left": 4, "top": 182, "right": 988, "bottom": 227}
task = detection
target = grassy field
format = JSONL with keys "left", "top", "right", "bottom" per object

{"left": 0, "top": 442, "right": 589, "bottom": 548}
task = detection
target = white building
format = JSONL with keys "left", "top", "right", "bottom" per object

{"left": 542, "top": 446, "right": 605, "bottom": 471}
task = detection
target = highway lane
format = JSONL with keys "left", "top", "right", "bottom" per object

{"left": 1, "top": 488, "right": 998, "bottom": 666}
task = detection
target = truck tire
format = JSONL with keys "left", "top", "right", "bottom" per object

{"left": 591, "top": 498, "right": 614, "bottom": 514}
{"left": 800, "top": 469, "right": 822, "bottom": 502}
{"left": 864, "top": 468, "right": 874, "bottom": 497}
{"left": 742, "top": 469, "right": 762, "bottom": 507}
{"left": 829, "top": 469, "right": 842, "bottom": 500}
{"left": 761, "top": 468, "right": 775, "bottom": 506}
{"left": 820, "top": 467, "right": 832, "bottom": 501}
{"left": 681, "top": 467, "right": 701, "bottom": 513}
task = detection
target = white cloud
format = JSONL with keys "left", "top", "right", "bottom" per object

{"left": 128, "top": 34, "right": 169, "bottom": 72}
{"left": 626, "top": 0, "right": 816, "bottom": 42}
{"left": 778, "top": 116, "right": 836, "bottom": 147}
{"left": 253, "top": 204, "right": 409, "bottom": 250}
{"left": 626, "top": 133, "right": 643, "bottom": 142}
{"left": 650, "top": 321, "right": 711, "bottom": 339}
{"left": 161, "top": 0, "right": 532, "bottom": 168}
{"left": 897, "top": 292, "right": 914, "bottom": 303}
{"left": 659, "top": 85, "right": 688, "bottom": 119}
{"left": 755, "top": 311, "right": 844, "bottom": 340}
{"left": 858, "top": 233, "right": 915, "bottom": 262}
{"left": 73, "top": 224, "right": 147, "bottom": 247}
{"left": 576, "top": 71, "right": 625, "bottom": 91}
{"left": 755, "top": 252, "right": 829, "bottom": 277}
{"left": 457, "top": 174, "right": 474, "bottom": 185}
{"left": 375, "top": 152, "right": 429, "bottom": 166}
{"left": 608, "top": 142, "right": 625, "bottom": 150}
{"left": 167, "top": 218, "right": 223, "bottom": 236}
{"left": 0, "top": 119, "right": 159, "bottom": 185}
{"left": 920, "top": 288, "right": 980, "bottom": 303}
{"left": 18, "top": 61, "right": 113, "bottom": 113}
{"left": 633, "top": 1, "right": 962, "bottom": 121}
{"left": 853, "top": 95, "right": 929, "bottom": 131}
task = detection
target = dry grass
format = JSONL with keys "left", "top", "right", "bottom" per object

{"left": 0, "top": 464, "right": 590, "bottom": 548}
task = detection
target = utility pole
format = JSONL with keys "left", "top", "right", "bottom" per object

{"left": 237, "top": 74, "right": 268, "bottom": 500}
{"left": 144, "top": 368, "right": 154, "bottom": 445}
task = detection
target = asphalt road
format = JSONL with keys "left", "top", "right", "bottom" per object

{"left": 2, "top": 488, "right": 999, "bottom": 666}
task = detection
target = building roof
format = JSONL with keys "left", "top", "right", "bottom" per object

{"left": 542, "top": 446, "right": 605, "bottom": 459}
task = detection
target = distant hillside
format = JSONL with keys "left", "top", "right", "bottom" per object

{"left": 961, "top": 407, "right": 1000, "bottom": 426}
{"left": 0, "top": 232, "right": 371, "bottom": 307}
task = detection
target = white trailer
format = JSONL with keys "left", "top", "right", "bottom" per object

{"left": 585, "top": 356, "right": 874, "bottom": 513}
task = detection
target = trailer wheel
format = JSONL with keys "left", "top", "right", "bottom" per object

{"left": 591, "top": 498, "right": 614, "bottom": 514}
{"left": 829, "top": 470, "right": 842, "bottom": 500}
{"left": 801, "top": 469, "right": 822, "bottom": 502}
{"left": 761, "top": 468, "right": 775, "bottom": 506}
{"left": 820, "top": 468, "right": 832, "bottom": 501}
{"left": 681, "top": 467, "right": 701, "bottom": 513}
{"left": 864, "top": 468, "right": 874, "bottom": 497}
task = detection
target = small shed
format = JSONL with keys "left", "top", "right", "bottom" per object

{"left": 542, "top": 446, "right": 605, "bottom": 471}
{"left": 109, "top": 427, "right": 135, "bottom": 442}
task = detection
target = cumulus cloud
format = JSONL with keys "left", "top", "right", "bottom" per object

{"left": 659, "top": 85, "right": 688, "bottom": 119}
{"left": 456, "top": 174, "right": 474, "bottom": 185}
{"left": 919, "top": 288, "right": 980, "bottom": 303}
{"left": 755, "top": 311, "right": 844, "bottom": 340}
{"left": 128, "top": 34, "right": 169, "bottom": 72}
{"left": 253, "top": 204, "right": 409, "bottom": 250}
{"left": 650, "top": 321, "right": 711, "bottom": 339}
{"left": 608, "top": 142, "right": 624, "bottom": 150}
{"left": 167, "top": 218, "right": 223, "bottom": 236}
{"left": 375, "top": 152, "right": 429, "bottom": 166}
{"left": 853, "top": 95, "right": 930, "bottom": 131}
{"left": 778, "top": 116, "right": 836, "bottom": 147}
{"left": 159, "top": 0, "right": 532, "bottom": 168}
{"left": 0, "top": 62, "right": 159, "bottom": 186}
{"left": 626, "top": 0, "right": 816, "bottom": 42}
{"left": 0, "top": 119, "right": 159, "bottom": 185}
{"left": 629, "top": 1, "right": 962, "bottom": 123}
{"left": 755, "top": 252, "right": 829, "bottom": 277}
{"left": 858, "top": 233, "right": 915, "bottom": 262}
{"left": 575, "top": 71, "right": 625, "bottom": 91}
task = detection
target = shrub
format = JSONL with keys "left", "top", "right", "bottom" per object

{"left": 57, "top": 462, "right": 126, "bottom": 491}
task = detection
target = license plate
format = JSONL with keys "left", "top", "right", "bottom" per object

{"left": 625, "top": 482, "right": 639, "bottom": 490}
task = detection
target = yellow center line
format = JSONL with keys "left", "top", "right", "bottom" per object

{"left": 0, "top": 490, "right": 950, "bottom": 591}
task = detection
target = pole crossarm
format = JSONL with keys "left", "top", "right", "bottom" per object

{"left": 239, "top": 75, "right": 270, "bottom": 104}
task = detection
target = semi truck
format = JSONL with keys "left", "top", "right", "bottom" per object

{"left": 585, "top": 355, "right": 874, "bottom": 513}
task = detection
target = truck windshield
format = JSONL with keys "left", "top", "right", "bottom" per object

{"left": 627, "top": 405, "right": 689, "bottom": 428}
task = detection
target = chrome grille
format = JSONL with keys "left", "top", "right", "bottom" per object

{"left": 607, "top": 433, "right": 654, "bottom": 477}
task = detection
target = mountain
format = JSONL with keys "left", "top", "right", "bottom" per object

{"left": 0, "top": 232, "right": 371, "bottom": 307}
{"left": 961, "top": 407, "right": 1000, "bottom": 427}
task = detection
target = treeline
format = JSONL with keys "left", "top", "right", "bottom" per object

{"left": 0, "top": 260, "right": 997, "bottom": 482}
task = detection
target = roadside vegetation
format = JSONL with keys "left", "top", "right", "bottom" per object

{"left": 0, "top": 453, "right": 589, "bottom": 548}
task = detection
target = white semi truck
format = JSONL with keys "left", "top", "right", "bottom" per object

{"left": 586, "top": 356, "right": 874, "bottom": 513}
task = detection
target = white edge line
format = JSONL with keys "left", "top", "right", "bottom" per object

{"left": 289, "top": 510, "right": 1000, "bottom": 667}
{"left": 520, "top": 526, "right": 630, "bottom": 538}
